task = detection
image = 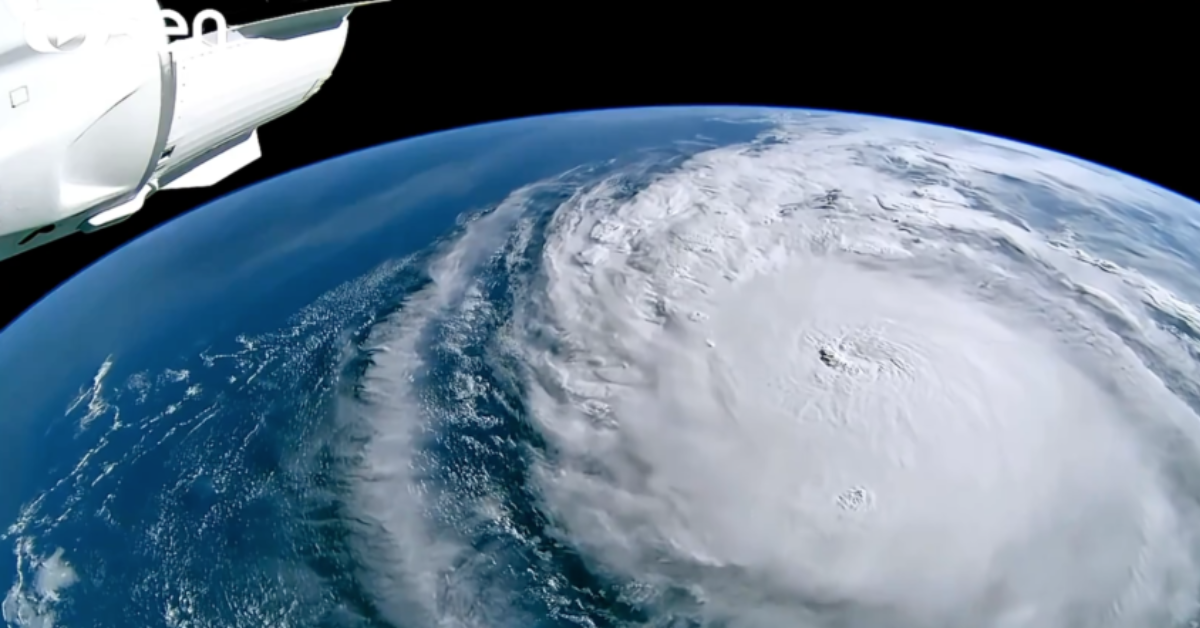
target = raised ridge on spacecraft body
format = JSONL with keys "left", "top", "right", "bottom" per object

{"left": 0, "top": 0, "right": 389, "bottom": 262}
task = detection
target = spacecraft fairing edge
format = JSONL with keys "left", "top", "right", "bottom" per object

{"left": 0, "top": 0, "right": 389, "bottom": 263}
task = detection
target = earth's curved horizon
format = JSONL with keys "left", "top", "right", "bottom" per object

{"left": 5, "top": 106, "right": 1200, "bottom": 628}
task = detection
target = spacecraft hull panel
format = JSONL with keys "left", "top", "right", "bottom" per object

{"left": 0, "top": 0, "right": 373, "bottom": 262}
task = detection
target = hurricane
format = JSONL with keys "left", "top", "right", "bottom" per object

{"left": 7, "top": 109, "right": 1200, "bottom": 628}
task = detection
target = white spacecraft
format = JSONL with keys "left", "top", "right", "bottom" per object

{"left": 0, "top": 0, "right": 386, "bottom": 262}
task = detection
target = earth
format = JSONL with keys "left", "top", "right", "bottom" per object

{"left": 5, "top": 107, "right": 1200, "bottom": 628}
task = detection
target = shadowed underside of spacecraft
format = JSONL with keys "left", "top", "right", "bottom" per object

{"left": 0, "top": 0, "right": 389, "bottom": 262}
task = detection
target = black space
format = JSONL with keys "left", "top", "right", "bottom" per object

{"left": 1, "top": 6, "right": 1194, "bottom": 332}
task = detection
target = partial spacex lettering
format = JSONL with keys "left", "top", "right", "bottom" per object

{"left": 22, "top": 8, "right": 228, "bottom": 53}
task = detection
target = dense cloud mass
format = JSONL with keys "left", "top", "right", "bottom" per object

{"left": 10, "top": 110, "right": 1200, "bottom": 628}
{"left": 349, "top": 113, "right": 1200, "bottom": 627}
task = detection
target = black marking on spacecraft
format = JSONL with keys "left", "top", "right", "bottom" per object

{"left": 17, "top": 224, "right": 55, "bottom": 246}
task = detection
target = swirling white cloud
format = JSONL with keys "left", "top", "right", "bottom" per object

{"left": 348, "top": 111, "right": 1200, "bottom": 627}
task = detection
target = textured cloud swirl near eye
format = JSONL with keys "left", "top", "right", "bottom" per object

{"left": 347, "top": 113, "right": 1200, "bottom": 628}
{"left": 11, "top": 110, "right": 1200, "bottom": 628}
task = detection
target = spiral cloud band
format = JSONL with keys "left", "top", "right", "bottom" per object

{"left": 343, "top": 112, "right": 1200, "bottom": 627}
